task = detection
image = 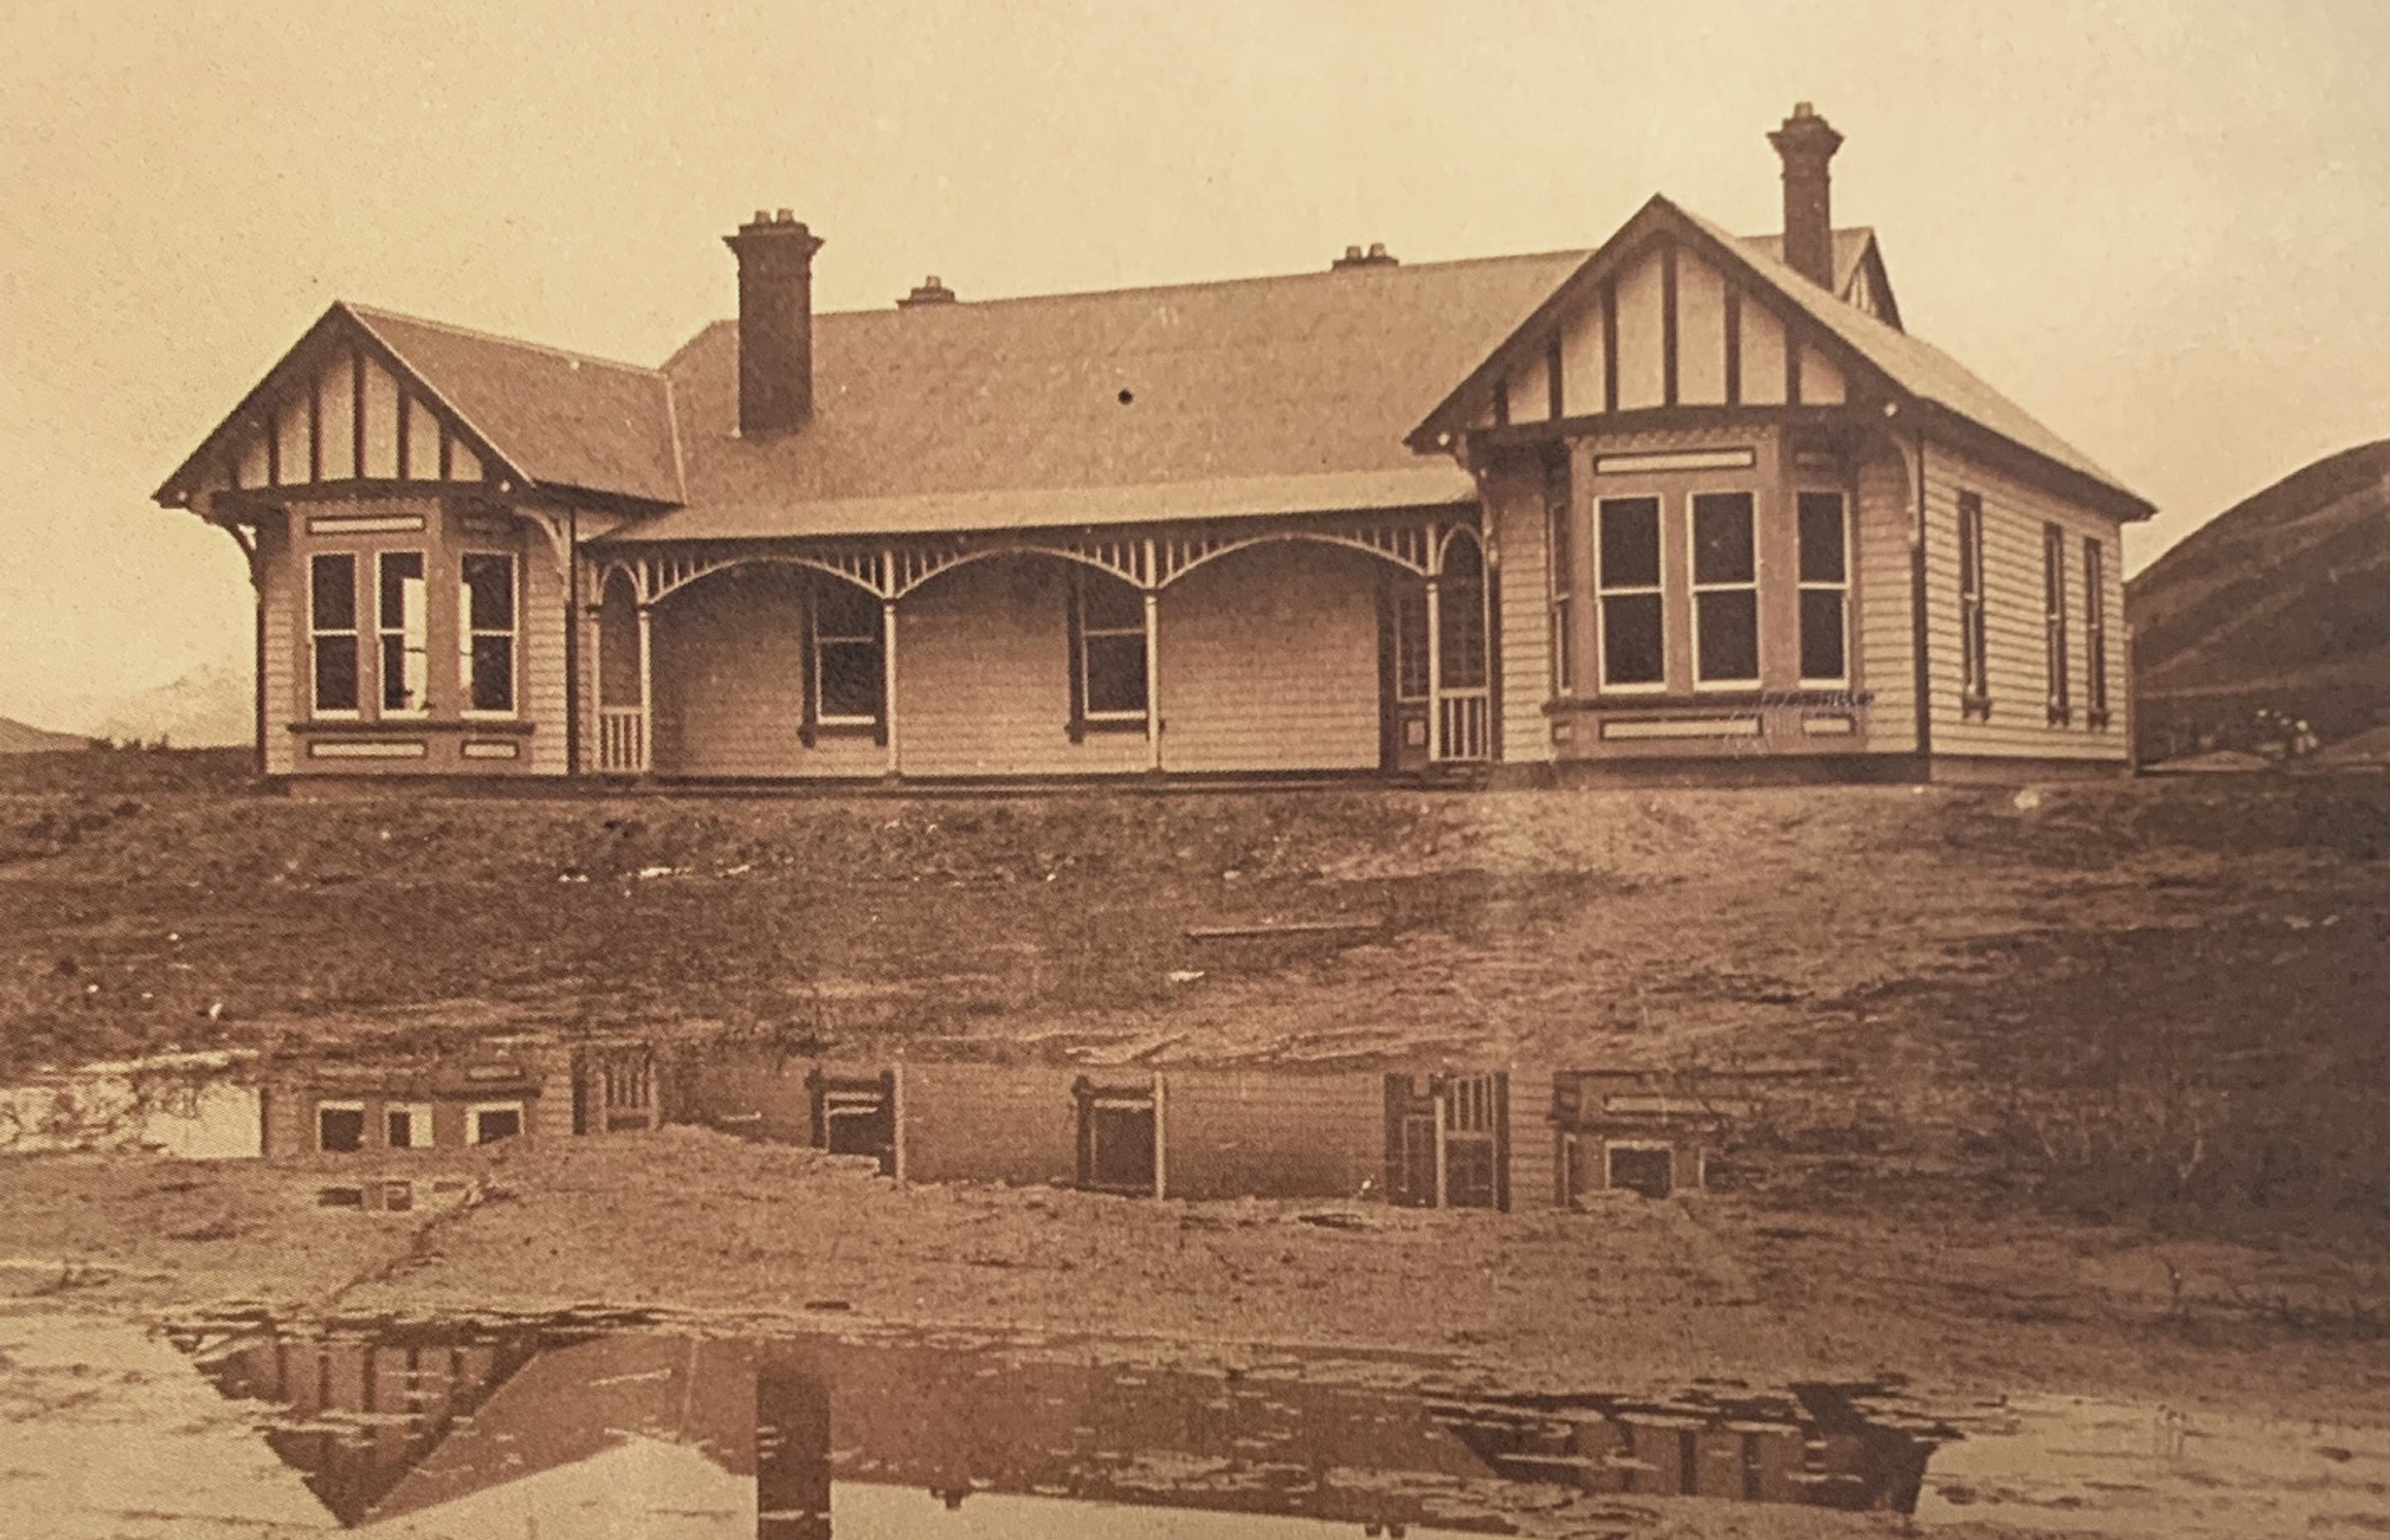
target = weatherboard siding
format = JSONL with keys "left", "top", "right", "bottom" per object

{"left": 1486, "top": 460, "right": 1555, "bottom": 764}
{"left": 256, "top": 513, "right": 299, "bottom": 775}
{"left": 897, "top": 557, "right": 1148, "bottom": 780}
{"left": 1923, "top": 441, "right": 2129, "bottom": 763}
{"left": 1852, "top": 447, "right": 1918, "bottom": 753}
{"left": 522, "top": 542, "right": 568, "bottom": 775}
{"left": 1156, "top": 543, "right": 1380, "bottom": 773}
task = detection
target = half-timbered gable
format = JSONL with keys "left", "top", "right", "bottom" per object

{"left": 155, "top": 105, "right": 2151, "bottom": 787}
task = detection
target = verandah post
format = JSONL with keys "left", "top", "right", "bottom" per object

{"left": 1142, "top": 589, "right": 1161, "bottom": 772}
{"left": 1424, "top": 574, "right": 1444, "bottom": 762}
{"left": 881, "top": 597, "right": 900, "bottom": 777}
{"left": 636, "top": 601, "right": 656, "bottom": 774}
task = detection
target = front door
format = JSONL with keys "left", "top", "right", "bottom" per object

{"left": 1380, "top": 578, "right": 1432, "bottom": 772}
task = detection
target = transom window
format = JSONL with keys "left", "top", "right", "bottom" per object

{"left": 460, "top": 553, "right": 517, "bottom": 714}
{"left": 1073, "top": 573, "right": 1149, "bottom": 720}
{"left": 377, "top": 551, "right": 428, "bottom": 715}
{"left": 1596, "top": 496, "right": 1664, "bottom": 689}
{"left": 310, "top": 553, "right": 361, "bottom": 716}
{"left": 1690, "top": 491, "right": 1759, "bottom": 685}
{"left": 812, "top": 582, "right": 883, "bottom": 724}
{"left": 1796, "top": 491, "right": 1849, "bottom": 684}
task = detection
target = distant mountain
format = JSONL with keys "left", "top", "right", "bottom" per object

{"left": 84, "top": 661, "right": 252, "bottom": 748}
{"left": 0, "top": 716, "right": 92, "bottom": 754}
{"left": 2129, "top": 440, "right": 2390, "bottom": 757}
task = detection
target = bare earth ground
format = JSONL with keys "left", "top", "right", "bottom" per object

{"left": 2, "top": 753, "right": 2389, "bottom": 1536}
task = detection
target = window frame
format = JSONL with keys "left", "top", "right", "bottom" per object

{"left": 1794, "top": 490, "right": 1851, "bottom": 687}
{"left": 308, "top": 552, "right": 363, "bottom": 719}
{"left": 376, "top": 549, "right": 430, "bottom": 719}
{"left": 810, "top": 581, "right": 884, "bottom": 729}
{"left": 2043, "top": 521, "right": 2071, "bottom": 726}
{"left": 1545, "top": 456, "right": 1574, "bottom": 696}
{"left": 386, "top": 1102, "right": 435, "bottom": 1150}
{"left": 458, "top": 550, "right": 519, "bottom": 719}
{"left": 1958, "top": 492, "right": 1991, "bottom": 718}
{"left": 1071, "top": 569, "right": 1151, "bottom": 726}
{"left": 468, "top": 1101, "right": 525, "bottom": 1145}
{"left": 1594, "top": 495, "right": 1666, "bottom": 694}
{"left": 1687, "top": 490, "right": 1762, "bottom": 690}
{"left": 2084, "top": 536, "right": 2110, "bottom": 729}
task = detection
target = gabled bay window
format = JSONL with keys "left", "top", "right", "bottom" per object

{"left": 460, "top": 552, "right": 518, "bottom": 715}
{"left": 1796, "top": 491, "right": 1849, "bottom": 685}
{"left": 1596, "top": 496, "right": 1664, "bottom": 690}
{"left": 377, "top": 552, "right": 428, "bottom": 715}
{"left": 1069, "top": 570, "right": 1149, "bottom": 736}
{"left": 310, "top": 553, "right": 361, "bottom": 716}
{"left": 1690, "top": 491, "right": 1759, "bottom": 686}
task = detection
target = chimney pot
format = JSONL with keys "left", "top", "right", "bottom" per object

{"left": 898, "top": 274, "right": 958, "bottom": 308}
{"left": 1367, "top": 241, "right": 1387, "bottom": 259}
{"left": 1768, "top": 102, "right": 1844, "bottom": 290}
{"left": 724, "top": 212, "right": 826, "bottom": 436}
{"left": 753, "top": 209, "right": 771, "bottom": 226}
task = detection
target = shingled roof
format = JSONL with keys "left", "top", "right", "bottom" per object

{"left": 612, "top": 250, "right": 1590, "bottom": 543}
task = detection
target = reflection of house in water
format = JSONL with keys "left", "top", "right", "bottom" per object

{"left": 177, "top": 1314, "right": 1947, "bottom": 1534}
{"left": 1432, "top": 1386, "right": 1933, "bottom": 1510}
{"left": 258, "top": 1037, "right": 681, "bottom": 1156}
{"left": 686, "top": 1049, "right": 1559, "bottom": 1210}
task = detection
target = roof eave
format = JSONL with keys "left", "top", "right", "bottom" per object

{"left": 1909, "top": 399, "right": 2157, "bottom": 523}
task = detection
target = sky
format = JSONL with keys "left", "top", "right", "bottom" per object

{"left": 3, "top": 0, "right": 2387, "bottom": 721}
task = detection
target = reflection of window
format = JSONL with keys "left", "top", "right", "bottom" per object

{"left": 2043, "top": 522, "right": 2071, "bottom": 725}
{"left": 317, "top": 1101, "right": 366, "bottom": 1153}
{"left": 377, "top": 552, "right": 428, "bottom": 714}
{"left": 459, "top": 553, "right": 516, "bottom": 714}
{"left": 1691, "top": 492, "right": 1758, "bottom": 685}
{"left": 470, "top": 1103, "right": 523, "bottom": 1144}
{"left": 1796, "top": 492, "right": 1848, "bottom": 684}
{"left": 387, "top": 1104, "right": 433, "bottom": 1149}
{"left": 1597, "top": 497, "right": 1664, "bottom": 689}
{"left": 2084, "top": 538, "right": 2110, "bottom": 729}
{"left": 1607, "top": 1143, "right": 1675, "bottom": 1198}
{"left": 1958, "top": 493, "right": 1989, "bottom": 715}
{"left": 1072, "top": 574, "right": 1149, "bottom": 721}
{"left": 310, "top": 554, "right": 361, "bottom": 715}
{"left": 1076, "top": 1079, "right": 1156, "bottom": 1195}
{"left": 1547, "top": 459, "right": 1574, "bottom": 695}
{"left": 812, "top": 582, "right": 882, "bottom": 724}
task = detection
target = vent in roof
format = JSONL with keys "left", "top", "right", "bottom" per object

{"left": 1330, "top": 241, "right": 1398, "bottom": 270}
{"left": 898, "top": 275, "right": 958, "bottom": 308}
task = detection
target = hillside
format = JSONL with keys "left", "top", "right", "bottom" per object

{"left": 2129, "top": 439, "right": 2390, "bottom": 755}
{"left": 0, "top": 717, "right": 90, "bottom": 755}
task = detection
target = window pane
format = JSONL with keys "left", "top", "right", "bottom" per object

{"left": 378, "top": 551, "right": 424, "bottom": 621}
{"left": 1084, "top": 633, "right": 1148, "bottom": 714}
{"left": 818, "top": 638, "right": 880, "bottom": 719}
{"left": 1797, "top": 493, "right": 1846, "bottom": 583}
{"left": 387, "top": 1109, "right": 414, "bottom": 1148}
{"left": 1800, "top": 590, "right": 1846, "bottom": 680}
{"left": 318, "top": 1106, "right": 364, "bottom": 1153}
{"left": 1393, "top": 586, "right": 1429, "bottom": 700}
{"left": 1602, "top": 592, "right": 1664, "bottom": 685}
{"left": 1439, "top": 580, "right": 1487, "bottom": 689}
{"left": 1696, "top": 590, "right": 1759, "bottom": 680}
{"left": 1080, "top": 576, "right": 1144, "bottom": 632}
{"left": 311, "top": 554, "right": 355, "bottom": 631}
{"left": 314, "top": 635, "right": 359, "bottom": 712}
{"left": 816, "top": 581, "right": 878, "bottom": 639}
{"left": 474, "top": 1108, "right": 521, "bottom": 1144}
{"left": 462, "top": 554, "right": 515, "bottom": 630}
{"left": 470, "top": 635, "right": 514, "bottom": 712}
{"left": 1598, "top": 499, "right": 1660, "bottom": 588}
{"left": 1692, "top": 493, "right": 1755, "bottom": 585}
{"left": 381, "top": 635, "right": 419, "bottom": 711}
{"left": 1087, "top": 1104, "right": 1156, "bottom": 1190}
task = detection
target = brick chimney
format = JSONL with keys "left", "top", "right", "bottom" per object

{"left": 724, "top": 209, "right": 824, "bottom": 437}
{"left": 1767, "top": 103, "right": 1843, "bottom": 290}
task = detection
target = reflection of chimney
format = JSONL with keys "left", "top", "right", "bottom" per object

{"left": 898, "top": 275, "right": 957, "bottom": 308}
{"left": 724, "top": 210, "right": 826, "bottom": 438}
{"left": 1767, "top": 102, "right": 1843, "bottom": 290}
{"left": 755, "top": 1371, "right": 832, "bottom": 1539}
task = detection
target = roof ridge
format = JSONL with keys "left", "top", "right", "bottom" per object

{"left": 340, "top": 301, "right": 668, "bottom": 379}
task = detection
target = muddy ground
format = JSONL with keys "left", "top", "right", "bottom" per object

{"left": 2, "top": 755, "right": 2388, "bottom": 1534}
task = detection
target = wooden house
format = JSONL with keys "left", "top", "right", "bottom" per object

{"left": 155, "top": 105, "right": 2149, "bottom": 785}
{"left": 256, "top": 1036, "right": 673, "bottom": 1156}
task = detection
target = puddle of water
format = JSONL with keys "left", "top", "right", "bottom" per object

{"left": 2, "top": 1304, "right": 1955, "bottom": 1538}
{"left": 4, "top": 1035, "right": 1775, "bottom": 1215}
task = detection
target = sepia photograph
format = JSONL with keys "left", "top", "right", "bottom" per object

{"left": 2, "top": 2, "right": 2387, "bottom": 1535}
